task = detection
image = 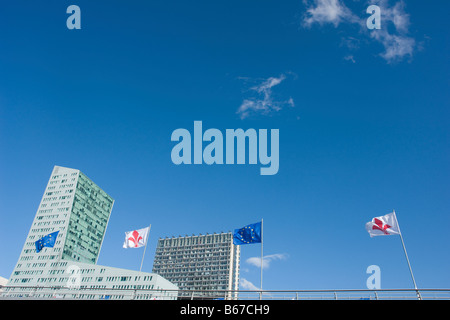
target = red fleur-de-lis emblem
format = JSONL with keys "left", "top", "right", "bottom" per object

{"left": 372, "top": 218, "right": 391, "bottom": 235}
{"left": 128, "top": 230, "right": 143, "bottom": 247}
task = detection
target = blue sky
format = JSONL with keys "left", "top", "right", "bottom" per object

{"left": 0, "top": 0, "right": 449, "bottom": 291}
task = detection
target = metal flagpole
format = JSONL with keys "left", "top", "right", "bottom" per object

{"left": 139, "top": 225, "right": 151, "bottom": 273}
{"left": 260, "top": 219, "right": 263, "bottom": 291}
{"left": 393, "top": 210, "right": 421, "bottom": 300}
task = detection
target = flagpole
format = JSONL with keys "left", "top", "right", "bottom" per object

{"left": 260, "top": 218, "right": 263, "bottom": 292}
{"left": 139, "top": 225, "right": 151, "bottom": 273}
{"left": 393, "top": 210, "right": 421, "bottom": 300}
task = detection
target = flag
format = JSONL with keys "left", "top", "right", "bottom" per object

{"left": 365, "top": 212, "right": 400, "bottom": 237}
{"left": 35, "top": 231, "right": 59, "bottom": 253}
{"left": 233, "top": 222, "right": 262, "bottom": 245}
{"left": 123, "top": 227, "right": 150, "bottom": 248}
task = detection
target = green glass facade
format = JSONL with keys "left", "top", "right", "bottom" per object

{"left": 62, "top": 172, "right": 114, "bottom": 264}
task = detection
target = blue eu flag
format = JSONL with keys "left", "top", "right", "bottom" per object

{"left": 233, "top": 222, "right": 262, "bottom": 245}
{"left": 35, "top": 231, "right": 59, "bottom": 253}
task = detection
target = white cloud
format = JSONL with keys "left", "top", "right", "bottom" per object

{"left": 303, "top": 0, "right": 360, "bottom": 27}
{"left": 344, "top": 54, "right": 356, "bottom": 63}
{"left": 370, "top": 30, "right": 415, "bottom": 63}
{"left": 370, "top": 0, "right": 415, "bottom": 63}
{"left": 246, "top": 253, "right": 288, "bottom": 270}
{"left": 302, "top": 0, "right": 417, "bottom": 63}
{"left": 239, "top": 278, "right": 260, "bottom": 291}
{"left": 340, "top": 36, "right": 360, "bottom": 51}
{"left": 237, "top": 75, "right": 294, "bottom": 119}
{"left": 378, "top": 0, "right": 410, "bottom": 32}
{"left": 287, "top": 97, "right": 295, "bottom": 107}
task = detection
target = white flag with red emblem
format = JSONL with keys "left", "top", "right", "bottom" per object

{"left": 123, "top": 227, "right": 150, "bottom": 248}
{"left": 365, "top": 212, "right": 400, "bottom": 237}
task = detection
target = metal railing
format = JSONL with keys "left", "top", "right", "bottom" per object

{"left": 1, "top": 285, "right": 449, "bottom": 300}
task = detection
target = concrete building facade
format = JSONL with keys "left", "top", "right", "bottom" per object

{"left": 152, "top": 232, "right": 240, "bottom": 299}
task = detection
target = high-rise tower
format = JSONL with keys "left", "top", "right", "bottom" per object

{"left": 5, "top": 166, "right": 177, "bottom": 299}
{"left": 152, "top": 232, "right": 240, "bottom": 299}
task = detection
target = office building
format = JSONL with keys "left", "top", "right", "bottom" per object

{"left": 152, "top": 232, "right": 240, "bottom": 299}
{"left": 3, "top": 165, "right": 177, "bottom": 299}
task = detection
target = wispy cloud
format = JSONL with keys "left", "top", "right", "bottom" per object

{"left": 344, "top": 54, "right": 356, "bottom": 63}
{"left": 302, "top": 0, "right": 417, "bottom": 63}
{"left": 239, "top": 278, "right": 260, "bottom": 290}
{"left": 371, "top": 31, "right": 415, "bottom": 63}
{"left": 237, "top": 75, "right": 294, "bottom": 119}
{"left": 369, "top": 0, "right": 415, "bottom": 63}
{"left": 246, "top": 253, "right": 288, "bottom": 270}
{"left": 303, "top": 0, "right": 360, "bottom": 27}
